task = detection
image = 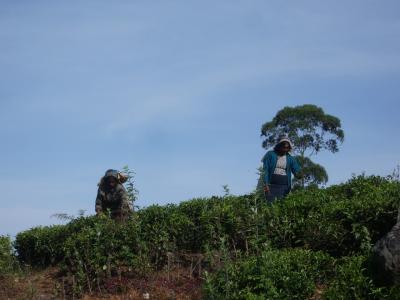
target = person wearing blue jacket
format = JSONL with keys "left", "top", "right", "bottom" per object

{"left": 262, "top": 135, "right": 301, "bottom": 203}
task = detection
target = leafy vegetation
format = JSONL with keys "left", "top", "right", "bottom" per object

{"left": 324, "top": 255, "right": 400, "bottom": 300}
{"left": 294, "top": 156, "right": 328, "bottom": 188}
{"left": 122, "top": 165, "right": 139, "bottom": 210}
{"left": 204, "top": 249, "right": 334, "bottom": 299}
{"left": 11, "top": 175, "right": 400, "bottom": 297}
{"left": 261, "top": 104, "right": 344, "bottom": 156}
{"left": 0, "top": 235, "right": 16, "bottom": 275}
{"left": 14, "top": 225, "right": 69, "bottom": 267}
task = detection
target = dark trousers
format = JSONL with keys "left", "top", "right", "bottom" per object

{"left": 266, "top": 174, "right": 289, "bottom": 204}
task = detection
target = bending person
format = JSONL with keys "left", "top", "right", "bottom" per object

{"left": 95, "top": 169, "right": 131, "bottom": 221}
{"left": 262, "top": 135, "right": 301, "bottom": 203}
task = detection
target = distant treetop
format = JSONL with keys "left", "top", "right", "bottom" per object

{"left": 261, "top": 104, "right": 344, "bottom": 157}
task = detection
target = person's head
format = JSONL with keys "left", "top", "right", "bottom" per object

{"left": 103, "top": 169, "right": 119, "bottom": 189}
{"left": 274, "top": 134, "right": 293, "bottom": 154}
{"left": 275, "top": 141, "right": 291, "bottom": 154}
{"left": 106, "top": 176, "right": 118, "bottom": 188}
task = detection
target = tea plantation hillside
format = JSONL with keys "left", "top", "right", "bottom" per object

{"left": 1, "top": 175, "right": 400, "bottom": 299}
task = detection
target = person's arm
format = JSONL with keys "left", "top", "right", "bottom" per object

{"left": 95, "top": 189, "right": 103, "bottom": 214}
{"left": 263, "top": 152, "right": 271, "bottom": 192}
{"left": 117, "top": 185, "right": 130, "bottom": 211}
{"left": 291, "top": 156, "right": 301, "bottom": 178}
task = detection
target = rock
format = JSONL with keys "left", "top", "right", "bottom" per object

{"left": 370, "top": 208, "right": 400, "bottom": 286}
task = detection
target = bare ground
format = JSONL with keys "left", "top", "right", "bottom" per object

{"left": 0, "top": 267, "right": 203, "bottom": 300}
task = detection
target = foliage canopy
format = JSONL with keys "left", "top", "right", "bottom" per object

{"left": 261, "top": 104, "right": 344, "bottom": 157}
{"left": 293, "top": 156, "right": 329, "bottom": 188}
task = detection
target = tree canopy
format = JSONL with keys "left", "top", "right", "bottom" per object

{"left": 293, "top": 156, "right": 329, "bottom": 188}
{"left": 261, "top": 104, "right": 344, "bottom": 157}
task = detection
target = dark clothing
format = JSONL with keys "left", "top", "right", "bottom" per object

{"left": 262, "top": 151, "right": 301, "bottom": 188}
{"left": 270, "top": 174, "right": 288, "bottom": 185}
{"left": 266, "top": 174, "right": 290, "bottom": 203}
{"left": 95, "top": 171, "right": 131, "bottom": 221}
{"left": 262, "top": 151, "right": 301, "bottom": 203}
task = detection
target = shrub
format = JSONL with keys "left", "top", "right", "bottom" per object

{"left": 14, "top": 225, "right": 68, "bottom": 267}
{"left": 0, "top": 235, "right": 15, "bottom": 275}
{"left": 303, "top": 176, "right": 399, "bottom": 256}
{"left": 174, "top": 195, "right": 262, "bottom": 253}
{"left": 265, "top": 175, "right": 400, "bottom": 256}
{"left": 12, "top": 175, "right": 399, "bottom": 295}
{"left": 136, "top": 204, "right": 179, "bottom": 266}
{"left": 204, "top": 249, "right": 334, "bottom": 300}
{"left": 14, "top": 215, "right": 101, "bottom": 268}
{"left": 62, "top": 215, "right": 146, "bottom": 295}
{"left": 323, "top": 255, "right": 400, "bottom": 300}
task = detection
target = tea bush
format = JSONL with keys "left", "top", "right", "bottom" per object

{"left": 0, "top": 235, "right": 15, "bottom": 275}
{"left": 136, "top": 194, "right": 262, "bottom": 256}
{"left": 265, "top": 175, "right": 400, "bottom": 256}
{"left": 62, "top": 215, "right": 146, "bottom": 294}
{"left": 303, "top": 176, "right": 399, "bottom": 256}
{"left": 323, "top": 255, "right": 400, "bottom": 300}
{"left": 12, "top": 175, "right": 400, "bottom": 295}
{"left": 14, "top": 216, "right": 102, "bottom": 268}
{"left": 203, "top": 248, "right": 334, "bottom": 299}
{"left": 15, "top": 175, "right": 400, "bottom": 264}
{"left": 136, "top": 204, "right": 181, "bottom": 267}
{"left": 172, "top": 195, "right": 263, "bottom": 253}
{"left": 204, "top": 252, "right": 400, "bottom": 300}
{"left": 14, "top": 225, "right": 69, "bottom": 267}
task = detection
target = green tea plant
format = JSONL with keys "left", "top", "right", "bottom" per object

{"left": 62, "top": 214, "right": 147, "bottom": 295}
{"left": 264, "top": 175, "right": 399, "bottom": 256}
{"left": 0, "top": 235, "right": 16, "bottom": 275}
{"left": 12, "top": 175, "right": 400, "bottom": 296}
{"left": 136, "top": 204, "right": 180, "bottom": 267}
{"left": 323, "top": 255, "right": 400, "bottom": 300}
{"left": 14, "top": 225, "right": 69, "bottom": 267}
{"left": 204, "top": 248, "right": 334, "bottom": 300}
{"left": 122, "top": 165, "right": 139, "bottom": 210}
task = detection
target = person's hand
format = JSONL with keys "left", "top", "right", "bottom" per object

{"left": 263, "top": 185, "right": 270, "bottom": 193}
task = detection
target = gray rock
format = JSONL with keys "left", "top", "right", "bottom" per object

{"left": 371, "top": 207, "right": 400, "bottom": 286}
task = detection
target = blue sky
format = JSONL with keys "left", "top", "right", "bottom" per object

{"left": 1, "top": 1, "right": 399, "bottom": 236}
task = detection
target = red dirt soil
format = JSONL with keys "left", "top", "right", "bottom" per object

{"left": 0, "top": 267, "right": 203, "bottom": 300}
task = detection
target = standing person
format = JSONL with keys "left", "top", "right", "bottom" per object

{"left": 262, "top": 135, "right": 301, "bottom": 203}
{"left": 95, "top": 169, "right": 131, "bottom": 221}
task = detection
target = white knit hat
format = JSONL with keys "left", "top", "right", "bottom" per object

{"left": 276, "top": 134, "right": 293, "bottom": 150}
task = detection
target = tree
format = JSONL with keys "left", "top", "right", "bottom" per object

{"left": 292, "top": 156, "right": 328, "bottom": 188}
{"left": 261, "top": 104, "right": 344, "bottom": 187}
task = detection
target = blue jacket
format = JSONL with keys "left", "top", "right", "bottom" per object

{"left": 262, "top": 151, "right": 301, "bottom": 188}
